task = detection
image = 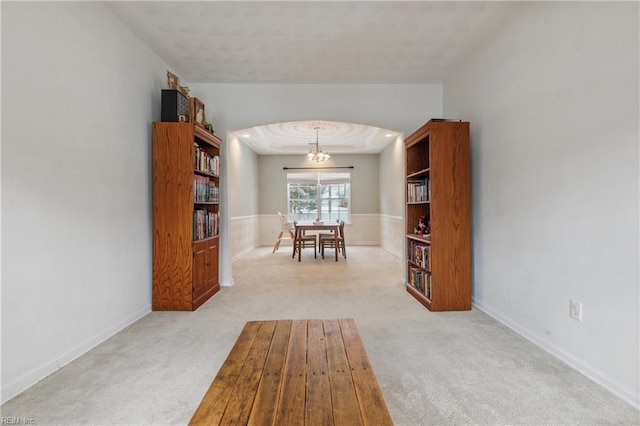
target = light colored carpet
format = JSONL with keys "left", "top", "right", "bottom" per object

{"left": 1, "top": 246, "right": 638, "bottom": 425}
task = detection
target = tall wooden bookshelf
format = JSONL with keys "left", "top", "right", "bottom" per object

{"left": 153, "top": 122, "right": 221, "bottom": 311}
{"left": 405, "top": 119, "right": 471, "bottom": 311}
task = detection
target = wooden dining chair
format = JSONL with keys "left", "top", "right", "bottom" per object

{"left": 320, "top": 220, "right": 346, "bottom": 259}
{"left": 293, "top": 221, "right": 317, "bottom": 261}
{"left": 316, "top": 219, "right": 339, "bottom": 240}
{"left": 273, "top": 212, "right": 295, "bottom": 253}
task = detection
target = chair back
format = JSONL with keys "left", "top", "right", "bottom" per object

{"left": 338, "top": 220, "right": 345, "bottom": 240}
{"left": 279, "top": 212, "right": 293, "bottom": 231}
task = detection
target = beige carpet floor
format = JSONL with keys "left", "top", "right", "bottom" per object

{"left": 1, "top": 246, "right": 638, "bottom": 425}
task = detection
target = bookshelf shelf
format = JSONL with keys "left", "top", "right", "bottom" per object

{"left": 404, "top": 119, "right": 471, "bottom": 311}
{"left": 406, "top": 234, "right": 431, "bottom": 243}
{"left": 153, "top": 122, "right": 222, "bottom": 311}
{"left": 407, "top": 168, "right": 430, "bottom": 178}
{"left": 195, "top": 170, "right": 219, "bottom": 178}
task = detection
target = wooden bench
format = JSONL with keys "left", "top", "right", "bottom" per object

{"left": 189, "top": 318, "right": 393, "bottom": 425}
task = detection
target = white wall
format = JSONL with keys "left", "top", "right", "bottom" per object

{"left": 225, "top": 134, "right": 259, "bottom": 264}
{"left": 379, "top": 135, "right": 406, "bottom": 256}
{"left": 257, "top": 154, "right": 380, "bottom": 215}
{"left": 188, "top": 83, "right": 443, "bottom": 283}
{"left": 444, "top": 2, "right": 639, "bottom": 407}
{"left": 1, "top": 2, "right": 170, "bottom": 403}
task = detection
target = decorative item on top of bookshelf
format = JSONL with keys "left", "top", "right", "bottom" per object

{"left": 178, "top": 85, "right": 190, "bottom": 98}
{"left": 190, "top": 98, "right": 205, "bottom": 126}
{"left": 167, "top": 70, "right": 190, "bottom": 98}
{"left": 167, "top": 71, "right": 179, "bottom": 89}
{"left": 161, "top": 89, "right": 190, "bottom": 122}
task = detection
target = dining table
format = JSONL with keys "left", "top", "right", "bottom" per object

{"left": 292, "top": 221, "right": 341, "bottom": 262}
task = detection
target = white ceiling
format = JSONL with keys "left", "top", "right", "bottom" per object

{"left": 105, "top": 1, "right": 520, "bottom": 154}
{"left": 236, "top": 120, "right": 399, "bottom": 155}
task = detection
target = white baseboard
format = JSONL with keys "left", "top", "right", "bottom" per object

{"left": 381, "top": 245, "right": 402, "bottom": 259}
{"left": 350, "top": 241, "right": 379, "bottom": 246}
{"left": 232, "top": 245, "right": 257, "bottom": 262}
{"left": 1, "top": 304, "right": 151, "bottom": 404}
{"left": 473, "top": 300, "right": 639, "bottom": 409}
{"left": 220, "top": 279, "right": 234, "bottom": 287}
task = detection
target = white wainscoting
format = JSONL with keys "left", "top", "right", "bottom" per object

{"left": 230, "top": 215, "right": 260, "bottom": 261}
{"left": 379, "top": 214, "right": 403, "bottom": 258}
{"left": 258, "top": 214, "right": 291, "bottom": 251}
{"left": 346, "top": 214, "right": 380, "bottom": 246}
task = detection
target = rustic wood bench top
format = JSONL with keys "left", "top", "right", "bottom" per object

{"left": 189, "top": 318, "right": 393, "bottom": 425}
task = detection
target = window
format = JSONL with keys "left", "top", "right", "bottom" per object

{"left": 287, "top": 172, "right": 351, "bottom": 223}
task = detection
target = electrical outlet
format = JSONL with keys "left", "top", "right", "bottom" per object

{"left": 570, "top": 299, "right": 583, "bottom": 321}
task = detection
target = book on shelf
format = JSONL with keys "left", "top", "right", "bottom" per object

{"left": 193, "top": 210, "right": 220, "bottom": 240}
{"left": 407, "top": 178, "right": 430, "bottom": 202}
{"left": 408, "top": 266, "right": 430, "bottom": 296}
{"left": 194, "top": 142, "right": 220, "bottom": 175}
{"left": 193, "top": 175, "right": 219, "bottom": 203}
{"left": 407, "top": 239, "right": 430, "bottom": 269}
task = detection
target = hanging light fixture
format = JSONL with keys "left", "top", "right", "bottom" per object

{"left": 307, "top": 127, "right": 331, "bottom": 162}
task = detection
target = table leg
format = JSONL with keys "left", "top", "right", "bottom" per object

{"left": 334, "top": 232, "right": 338, "bottom": 261}
{"left": 292, "top": 228, "right": 297, "bottom": 259}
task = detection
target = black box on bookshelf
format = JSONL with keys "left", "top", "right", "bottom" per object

{"left": 161, "top": 89, "right": 190, "bottom": 122}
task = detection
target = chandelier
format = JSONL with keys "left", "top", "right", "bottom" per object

{"left": 306, "top": 127, "right": 331, "bottom": 162}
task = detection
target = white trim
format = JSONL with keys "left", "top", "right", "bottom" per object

{"left": 1, "top": 304, "right": 151, "bottom": 404}
{"left": 348, "top": 241, "right": 379, "bottom": 246}
{"left": 382, "top": 245, "right": 402, "bottom": 259}
{"left": 378, "top": 214, "right": 403, "bottom": 220}
{"left": 473, "top": 300, "right": 640, "bottom": 409}
{"left": 232, "top": 245, "right": 257, "bottom": 262}
{"left": 351, "top": 213, "right": 382, "bottom": 218}
{"left": 229, "top": 214, "right": 261, "bottom": 222}
{"left": 220, "top": 278, "right": 234, "bottom": 287}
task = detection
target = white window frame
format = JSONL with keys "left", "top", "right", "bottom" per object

{"left": 287, "top": 172, "right": 351, "bottom": 223}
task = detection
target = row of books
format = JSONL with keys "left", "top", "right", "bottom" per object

{"left": 194, "top": 142, "right": 220, "bottom": 176}
{"left": 407, "top": 179, "right": 430, "bottom": 202}
{"left": 194, "top": 175, "right": 219, "bottom": 203}
{"left": 193, "top": 210, "right": 219, "bottom": 240}
{"left": 408, "top": 240, "right": 430, "bottom": 269}
{"left": 409, "top": 266, "right": 432, "bottom": 299}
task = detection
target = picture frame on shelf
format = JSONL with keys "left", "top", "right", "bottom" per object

{"left": 190, "top": 97, "right": 205, "bottom": 126}
{"left": 178, "top": 85, "right": 190, "bottom": 98}
{"left": 167, "top": 71, "right": 179, "bottom": 89}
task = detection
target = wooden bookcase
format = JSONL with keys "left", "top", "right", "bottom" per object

{"left": 404, "top": 119, "right": 471, "bottom": 311}
{"left": 152, "top": 122, "right": 221, "bottom": 311}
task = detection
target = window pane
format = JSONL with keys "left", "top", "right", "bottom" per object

{"left": 287, "top": 173, "right": 350, "bottom": 222}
